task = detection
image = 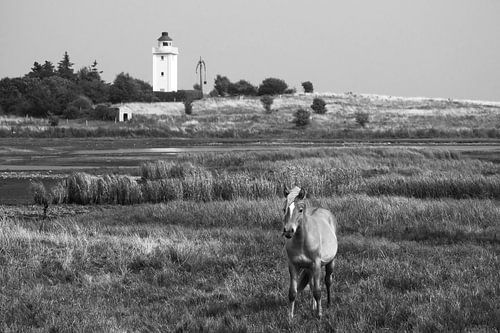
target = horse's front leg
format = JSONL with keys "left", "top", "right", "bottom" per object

{"left": 311, "top": 259, "right": 322, "bottom": 318}
{"left": 288, "top": 263, "right": 299, "bottom": 319}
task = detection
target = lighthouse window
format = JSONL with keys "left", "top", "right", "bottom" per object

{"left": 161, "top": 72, "right": 164, "bottom": 76}
{"left": 163, "top": 42, "right": 169, "bottom": 46}
{"left": 161, "top": 56, "right": 164, "bottom": 60}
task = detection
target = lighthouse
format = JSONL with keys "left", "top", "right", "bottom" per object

{"left": 152, "top": 32, "right": 178, "bottom": 92}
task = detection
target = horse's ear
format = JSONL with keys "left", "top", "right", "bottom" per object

{"left": 297, "top": 188, "right": 306, "bottom": 200}
{"left": 283, "top": 186, "right": 290, "bottom": 198}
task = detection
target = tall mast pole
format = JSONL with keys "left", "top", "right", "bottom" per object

{"left": 196, "top": 56, "right": 206, "bottom": 96}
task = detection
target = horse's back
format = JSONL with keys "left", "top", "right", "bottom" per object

{"left": 309, "top": 207, "right": 338, "bottom": 264}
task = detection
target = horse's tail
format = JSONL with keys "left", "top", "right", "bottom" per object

{"left": 298, "top": 269, "right": 311, "bottom": 291}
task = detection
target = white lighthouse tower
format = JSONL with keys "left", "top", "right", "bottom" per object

{"left": 152, "top": 32, "right": 178, "bottom": 92}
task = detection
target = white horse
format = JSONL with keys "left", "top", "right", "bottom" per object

{"left": 282, "top": 186, "right": 338, "bottom": 318}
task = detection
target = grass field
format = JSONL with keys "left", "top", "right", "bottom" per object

{"left": 1, "top": 147, "right": 500, "bottom": 332}
{"left": 1, "top": 93, "right": 500, "bottom": 139}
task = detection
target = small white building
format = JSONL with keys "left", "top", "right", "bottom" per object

{"left": 116, "top": 102, "right": 184, "bottom": 122}
{"left": 152, "top": 32, "right": 178, "bottom": 92}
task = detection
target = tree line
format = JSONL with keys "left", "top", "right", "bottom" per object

{"left": 0, "top": 51, "right": 317, "bottom": 120}
{"left": 210, "top": 76, "right": 314, "bottom": 97}
{"left": 0, "top": 52, "right": 156, "bottom": 119}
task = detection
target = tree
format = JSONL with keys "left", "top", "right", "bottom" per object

{"left": 21, "top": 78, "right": 53, "bottom": 117}
{"left": 109, "top": 72, "right": 154, "bottom": 103}
{"left": 41, "top": 61, "right": 56, "bottom": 78}
{"left": 76, "top": 66, "right": 109, "bottom": 104}
{"left": 257, "top": 78, "right": 288, "bottom": 96}
{"left": 311, "top": 97, "right": 327, "bottom": 114}
{"left": 228, "top": 80, "right": 258, "bottom": 96}
{"left": 294, "top": 108, "right": 311, "bottom": 127}
{"left": 193, "top": 83, "right": 201, "bottom": 91}
{"left": 27, "top": 62, "right": 43, "bottom": 78}
{"left": 43, "top": 76, "right": 79, "bottom": 115}
{"left": 214, "top": 75, "right": 231, "bottom": 96}
{"left": 90, "top": 60, "right": 102, "bottom": 77}
{"left": 57, "top": 51, "right": 75, "bottom": 81}
{"left": 302, "top": 81, "right": 313, "bottom": 93}
{"left": 0, "top": 78, "right": 25, "bottom": 114}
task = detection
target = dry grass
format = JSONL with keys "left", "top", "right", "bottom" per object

{"left": 2, "top": 146, "right": 500, "bottom": 331}
{"left": 2, "top": 93, "right": 500, "bottom": 138}
{"left": 1, "top": 195, "right": 499, "bottom": 331}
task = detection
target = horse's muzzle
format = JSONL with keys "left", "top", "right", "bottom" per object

{"left": 282, "top": 228, "right": 294, "bottom": 239}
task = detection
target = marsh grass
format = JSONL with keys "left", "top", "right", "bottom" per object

{"left": 58, "top": 147, "right": 500, "bottom": 204}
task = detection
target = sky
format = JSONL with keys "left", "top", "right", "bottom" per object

{"left": 1, "top": 0, "right": 499, "bottom": 101}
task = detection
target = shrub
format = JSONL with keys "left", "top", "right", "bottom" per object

{"left": 257, "top": 78, "right": 288, "bottom": 95}
{"left": 69, "top": 95, "right": 93, "bottom": 110}
{"left": 294, "top": 108, "right": 310, "bottom": 127}
{"left": 64, "top": 95, "right": 93, "bottom": 119}
{"left": 214, "top": 75, "right": 231, "bottom": 96}
{"left": 355, "top": 111, "right": 370, "bottom": 127}
{"left": 302, "top": 81, "right": 314, "bottom": 93}
{"left": 92, "top": 104, "right": 118, "bottom": 121}
{"left": 208, "top": 89, "right": 219, "bottom": 98}
{"left": 184, "top": 99, "right": 193, "bottom": 115}
{"left": 63, "top": 105, "right": 81, "bottom": 119}
{"left": 228, "top": 80, "right": 258, "bottom": 96}
{"left": 311, "top": 97, "right": 327, "bottom": 114}
{"left": 260, "top": 95, "right": 274, "bottom": 113}
{"left": 48, "top": 113, "right": 59, "bottom": 126}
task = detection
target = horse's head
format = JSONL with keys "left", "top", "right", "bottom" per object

{"left": 282, "top": 186, "right": 306, "bottom": 239}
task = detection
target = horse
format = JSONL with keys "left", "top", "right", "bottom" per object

{"left": 282, "top": 186, "right": 338, "bottom": 319}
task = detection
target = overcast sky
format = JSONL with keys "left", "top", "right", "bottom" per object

{"left": 1, "top": 0, "right": 499, "bottom": 101}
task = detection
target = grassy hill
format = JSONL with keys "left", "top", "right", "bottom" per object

{"left": 1, "top": 93, "right": 499, "bottom": 139}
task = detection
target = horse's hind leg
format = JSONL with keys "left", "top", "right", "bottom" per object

{"left": 312, "top": 260, "right": 322, "bottom": 317}
{"left": 325, "top": 260, "right": 335, "bottom": 307}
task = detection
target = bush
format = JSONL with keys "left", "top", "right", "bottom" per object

{"left": 302, "top": 81, "right": 314, "bottom": 93}
{"left": 184, "top": 99, "right": 193, "bottom": 115}
{"left": 311, "top": 97, "right": 327, "bottom": 114}
{"left": 63, "top": 105, "right": 81, "bottom": 119}
{"left": 48, "top": 113, "right": 59, "bottom": 126}
{"left": 355, "top": 111, "right": 370, "bottom": 127}
{"left": 260, "top": 95, "right": 274, "bottom": 113}
{"left": 228, "top": 80, "right": 258, "bottom": 96}
{"left": 294, "top": 108, "right": 310, "bottom": 127}
{"left": 257, "top": 78, "right": 288, "bottom": 95}
{"left": 208, "top": 89, "right": 219, "bottom": 98}
{"left": 91, "top": 104, "right": 118, "bottom": 121}
{"left": 214, "top": 75, "right": 231, "bottom": 96}
{"left": 64, "top": 96, "right": 93, "bottom": 119}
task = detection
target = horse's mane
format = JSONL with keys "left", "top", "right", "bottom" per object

{"left": 286, "top": 186, "right": 302, "bottom": 206}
